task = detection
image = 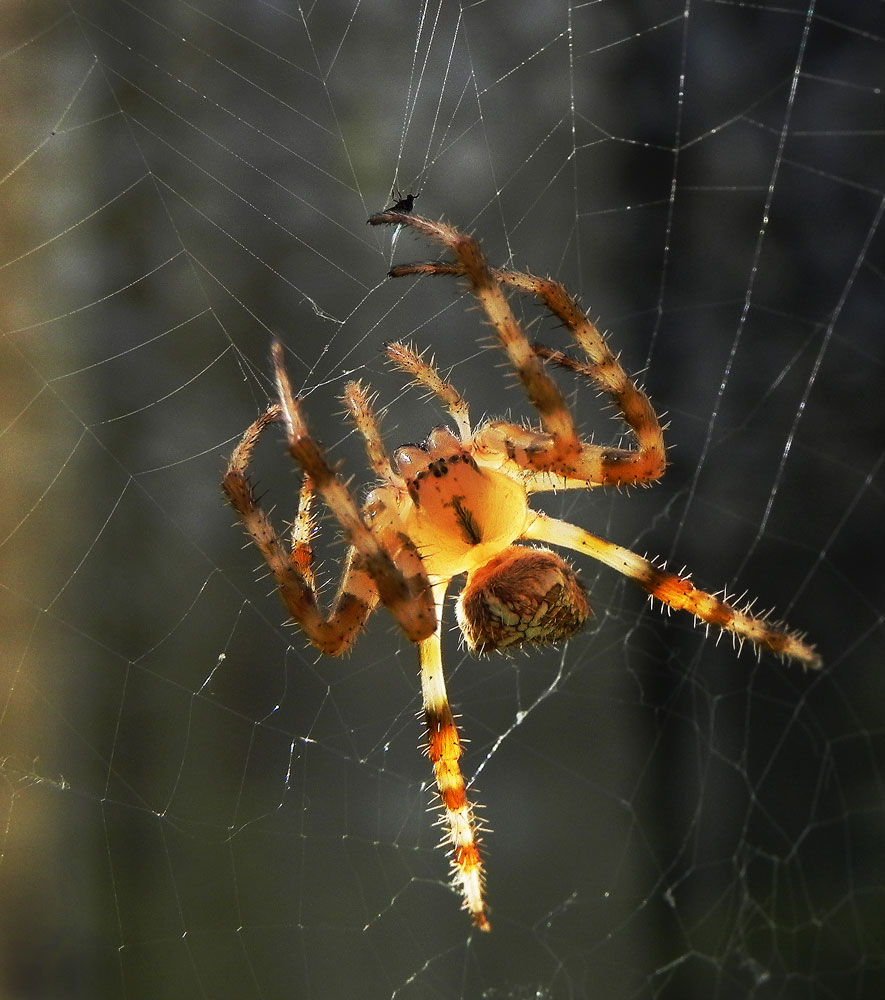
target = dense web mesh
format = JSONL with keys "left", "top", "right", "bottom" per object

{"left": 1, "top": 2, "right": 883, "bottom": 998}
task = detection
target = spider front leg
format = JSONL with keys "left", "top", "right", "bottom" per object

{"left": 369, "top": 212, "right": 582, "bottom": 456}
{"left": 495, "top": 270, "right": 666, "bottom": 486}
{"left": 525, "top": 513, "right": 822, "bottom": 669}
{"left": 344, "top": 369, "right": 489, "bottom": 929}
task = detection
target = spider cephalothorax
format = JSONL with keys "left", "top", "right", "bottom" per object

{"left": 223, "top": 210, "right": 821, "bottom": 931}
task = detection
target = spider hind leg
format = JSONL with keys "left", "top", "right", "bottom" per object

{"left": 420, "top": 617, "right": 490, "bottom": 931}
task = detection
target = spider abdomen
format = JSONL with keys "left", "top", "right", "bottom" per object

{"left": 456, "top": 546, "right": 590, "bottom": 654}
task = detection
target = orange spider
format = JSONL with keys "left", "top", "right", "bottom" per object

{"left": 222, "top": 211, "right": 821, "bottom": 932}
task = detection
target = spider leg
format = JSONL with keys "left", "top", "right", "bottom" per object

{"left": 270, "top": 340, "right": 436, "bottom": 643}
{"left": 369, "top": 212, "right": 580, "bottom": 454}
{"left": 421, "top": 579, "right": 490, "bottom": 931}
{"left": 526, "top": 345, "right": 664, "bottom": 488}
{"left": 524, "top": 512, "right": 822, "bottom": 669}
{"left": 291, "top": 474, "right": 317, "bottom": 589}
{"left": 222, "top": 406, "right": 379, "bottom": 654}
{"left": 342, "top": 380, "right": 399, "bottom": 482}
{"left": 340, "top": 370, "right": 493, "bottom": 922}
{"left": 386, "top": 340, "right": 471, "bottom": 439}
{"left": 496, "top": 270, "right": 665, "bottom": 485}
{"left": 369, "top": 211, "right": 665, "bottom": 486}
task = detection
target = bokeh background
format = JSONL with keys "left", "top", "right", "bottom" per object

{"left": 2, "top": 1, "right": 883, "bottom": 998}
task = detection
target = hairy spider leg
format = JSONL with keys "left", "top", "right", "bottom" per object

{"left": 227, "top": 350, "right": 493, "bottom": 924}
{"left": 342, "top": 368, "right": 491, "bottom": 927}
{"left": 271, "top": 340, "right": 436, "bottom": 644}
{"left": 291, "top": 474, "right": 317, "bottom": 589}
{"left": 421, "top": 580, "right": 490, "bottom": 931}
{"left": 341, "top": 380, "right": 399, "bottom": 482}
{"left": 222, "top": 405, "right": 380, "bottom": 655}
{"left": 369, "top": 212, "right": 581, "bottom": 455}
{"left": 496, "top": 268, "right": 666, "bottom": 486}
{"left": 385, "top": 341, "right": 472, "bottom": 439}
{"left": 385, "top": 255, "right": 665, "bottom": 488}
{"left": 369, "top": 212, "right": 666, "bottom": 487}
{"left": 524, "top": 513, "right": 822, "bottom": 669}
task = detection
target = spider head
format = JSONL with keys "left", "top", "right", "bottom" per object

{"left": 456, "top": 546, "right": 590, "bottom": 655}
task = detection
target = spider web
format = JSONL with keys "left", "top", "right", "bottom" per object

{"left": 2, "top": 1, "right": 883, "bottom": 997}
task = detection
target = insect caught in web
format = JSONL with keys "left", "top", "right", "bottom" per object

{"left": 384, "top": 188, "right": 419, "bottom": 213}
{"left": 222, "top": 210, "right": 821, "bottom": 932}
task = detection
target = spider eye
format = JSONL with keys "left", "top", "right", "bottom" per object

{"left": 457, "top": 546, "right": 590, "bottom": 654}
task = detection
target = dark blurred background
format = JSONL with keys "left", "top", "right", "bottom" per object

{"left": 1, "top": 1, "right": 883, "bottom": 998}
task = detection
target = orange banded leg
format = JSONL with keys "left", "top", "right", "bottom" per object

{"left": 382, "top": 258, "right": 661, "bottom": 472}
{"left": 532, "top": 342, "right": 666, "bottom": 485}
{"left": 420, "top": 582, "right": 489, "bottom": 930}
{"left": 498, "top": 271, "right": 664, "bottom": 460}
{"left": 384, "top": 257, "right": 661, "bottom": 467}
{"left": 290, "top": 475, "right": 317, "bottom": 588}
{"left": 368, "top": 212, "right": 580, "bottom": 458}
{"left": 370, "top": 212, "right": 665, "bottom": 483}
{"left": 222, "top": 407, "right": 378, "bottom": 655}
{"left": 470, "top": 417, "right": 662, "bottom": 490}
{"left": 525, "top": 513, "right": 822, "bottom": 670}
{"left": 271, "top": 340, "right": 436, "bottom": 643}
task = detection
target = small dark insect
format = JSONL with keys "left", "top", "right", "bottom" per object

{"left": 385, "top": 189, "right": 419, "bottom": 213}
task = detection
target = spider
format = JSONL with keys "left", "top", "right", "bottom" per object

{"left": 223, "top": 210, "right": 821, "bottom": 932}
